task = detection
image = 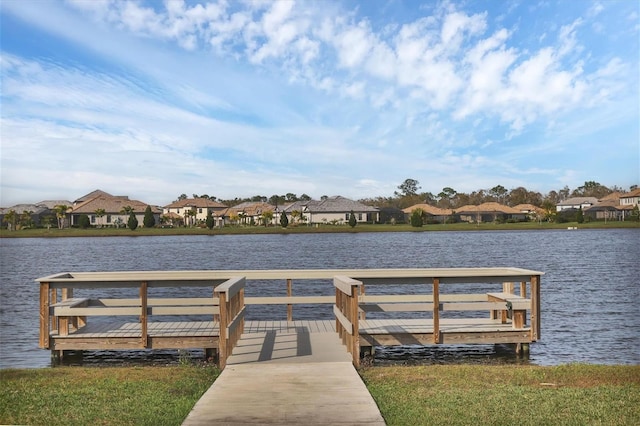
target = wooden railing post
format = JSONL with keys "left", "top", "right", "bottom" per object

{"left": 350, "top": 282, "right": 360, "bottom": 366}
{"left": 433, "top": 278, "right": 440, "bottom": 344}
{"left": 218, "top": 291, "right": 228, "bottom": 369}
{"left": 531, "top": 275, "right": 541, "bottom": 341}
{"left": 39, "top": 282, "right": 50, "bottom": 349}
{"left": 140, "top": 281, "right": 148, "bottom": 348}
{"left": 287, "top": 278, "right": 293, "bottom": 321}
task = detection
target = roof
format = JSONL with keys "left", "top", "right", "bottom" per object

{"left": 513, "top": 204, "right": 544, "bottom": 214}
{"left": 455, "top": 202, "right": 522, "bottom": 215}
{"left": 621, "top": 188, "right": 640, "bottom": 198}
{"left": 306, "top": 196, "right": 378, "bottom": 213}
{"left": 557, "top": 197, "right": 599, "bottom": 206}
{"left": 37, "top": 200, "right": 73, "bottom": 209}
{"left": 402, "top": 204, "right": 453, "bottom": 215}
{"left": 164, "top": 198, "right": 227, "bottom": 209}
{"left": 72, "top": 195, "right": 161, "bottom": 214}
{"left": 74, "top": 189, "right": 117, "bottom": 204}
{"left": 227, "top": 202, "right": 275, "bottom": 216}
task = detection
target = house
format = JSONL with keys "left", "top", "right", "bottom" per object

{"left": 163, "top": 198, "right": 228, "bottom": 227}
{"left": 513, "top": 204, "right": 545, "bottom": 221}
{"left": 70, "top": 190, "right": 161, "bottom": 227}
{"left": 225, "top": 202, "right": 276, "bottom": 226}
{"left": 585, "top": 191, "right": 638, "bottom": 221}
{"left": 402, "top": 204, "right": 453, "bottom": 224}
{"left": 556, "top": 197, "right": 598, "bottom": 212}
{"left": 619, "top": 188, "right": 640, "bottom": 207}
{"left": 455, "top": 202, "right": 526, "bottom": 223}
{"left": 0, "top": 204, "right": 54, "bottom": 229}
{"left": 303, "top": 196, "right": 379, "bottom": 225}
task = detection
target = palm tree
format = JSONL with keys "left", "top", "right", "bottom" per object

{"left": 3, "top": 209, "right": 17, "bottom": 231}
{"left": 53, "top": 205, "right": 69, "bottom": 229}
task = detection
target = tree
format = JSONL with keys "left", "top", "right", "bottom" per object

{"left": 489, "top": 185, "right": 508, "bottom": 204}
{"left": 3, "top": 209, "right": 17, "bottom": 231}
{"left": 410, "top": 209, "right": 424, "bottom": 227}
{"left": 260, "top": 211, "right": 274, "bottom": 226}
{"left": 396, "top": 179, "right": 420, "bottom": 197}
{"left": 78, "top": 214, "right": 90, "bottom": 229}
{"left": 94, "top": 208, "right": 106, "bottom": 228}
{"left": 19, "top": 210, "right": 34, "bottom": 229}
{"left": 348, "top": 210, "right": 357, "bottom": 228}
{"left": 143, "top": 205, "right": 155, "bottom": 228}
{"left": 576, "top": 206, "right": 584, "bottom": 224}
{"left": 437, "top": 187, "right": 457, "bottom": 208}
{"left": 53, "top": 204, "right": 69, "bottom": 229}
{"left": 280, "top": 212, "right": 289, "bottom": 228}
{"left": 128, "top": 212, "right": 138, "bottom": 230}
{"left": 206, "top": 210, "right": 215, "bottom": 230}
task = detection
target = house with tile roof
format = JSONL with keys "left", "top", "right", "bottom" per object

{"left": 455, "top": 202, "right": 526, "bottom": 223}
{"left": 402, "top": 204, "right": 453, "bottom": 224}
{"left": 556, "top": 197, "right": 599, "bottom": 212}
{"left": 70, "top": 190, "right": 161, "bottom": 227}
{"left": 225, "top": 202, "right": 277, "bottom": 226}
{"left": 303, "top": 196, "right": 379, "bottom": 225}
{"left": 163, "top": 198, "right": 228, "bottom": 227}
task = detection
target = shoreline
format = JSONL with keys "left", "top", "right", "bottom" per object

{"left": 2, "top": 221, "right": 639, "bottom": 238}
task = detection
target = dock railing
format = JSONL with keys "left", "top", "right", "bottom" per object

{"left": 333, "top": 276, "right": 363, "bottom": 366}
{"left": 38, "top": 273, "right": 245, "bottom": 368}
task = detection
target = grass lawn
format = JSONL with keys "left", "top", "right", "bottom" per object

{"left": 360, "top": 364, "right": 640, "bottom": 425}
{"left": 1, "top": 364, "right": 638, "bottom": 425}
{"left": 0, "top": 365, "right": 219, "bottom": 426}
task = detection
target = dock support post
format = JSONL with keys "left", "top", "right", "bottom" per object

{"left": 140, "top": 281, "right": 148, "bottom": 348}
{"left": 287, "top": 279, "right": 293, "bottom": 322}
{"left": 433, "top": 278, "right": 440, "bottom": 344}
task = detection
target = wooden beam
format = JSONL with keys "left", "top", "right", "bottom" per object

{"left": 433, "top": 278, "right": 440, "bottom": 344}
{"left": 140, "top": 281, "right": 148, "bottom": 348}
{"left": 287, "top": 278, "right": 293, "bottom": 321}
{"left": 39, "top": 282, "right": 50, "bottom": 349}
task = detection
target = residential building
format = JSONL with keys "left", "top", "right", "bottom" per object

{"left": 71, "top": 190, "right": 161, "bottom": 227}
{"left": 556, "top": 197, "right": 598, "bottom": 212}
{"left": 304, "top": 196, "right": 379, "bottom": 225}
{"left": 455, "top": 202, "right": 526, "bottom": 223}
{"left": 402, "top": 204, "right": 453, "bottom": 224}
{"left": 225, "top": 202, "right": 276, "bottom": 226}
{"left": 163, "top": 198, "right": 228, "bottom": 227}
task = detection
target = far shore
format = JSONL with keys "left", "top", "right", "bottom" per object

{"left": 1, "top": 220, "right": 638, "bottom": 238}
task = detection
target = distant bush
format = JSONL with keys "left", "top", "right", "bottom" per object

{"left": 78, "top": 214, "right": 90, "bottom": 229}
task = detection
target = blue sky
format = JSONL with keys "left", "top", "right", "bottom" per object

{"left": 1, "top": 0, "right": 638, "bottom": 206}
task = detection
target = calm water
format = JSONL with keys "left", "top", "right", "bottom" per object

{"left": 1, "top": 229, "right": 638, "bottom": 368}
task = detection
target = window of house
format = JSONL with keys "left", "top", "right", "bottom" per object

{"left": 345, "top": 213, "right": 349, "bottom": 220}
{"left": 91, "top": 215, "right": 96, "bottom": 223}
{"left": 358, "top": 213, "right": 363, "bottom": 221}
{"left": 107, "top": 215, "right": 111, "bottom": 223}
{"left": 177, "top": 209, "right": 180, "bottom": 214}
{"left": 199, "top": 208, "right": 203, "bottom": 213}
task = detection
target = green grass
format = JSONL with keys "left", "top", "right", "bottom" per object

{"left": 360, "top": 364, "right": 640, "bottom": 425}
{"left": 2, "top": 364, "right": 638, "bottom": 425}
{"left": 2, "top": 220, "right": 638, "bottom": 238}
{"left": 0, "top": 365, "right": 219, "bottom": 426}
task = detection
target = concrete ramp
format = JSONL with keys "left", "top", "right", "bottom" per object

{"left": 182, "top": 323, "right": 385, "bottom": 425}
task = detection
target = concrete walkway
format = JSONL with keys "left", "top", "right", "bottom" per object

{"left": 182, "top": 323, "right": 386, "bottom": 425}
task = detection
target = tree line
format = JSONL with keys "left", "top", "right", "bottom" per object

{"left": 177, "top": 180, "right": 634, "bottom": 211}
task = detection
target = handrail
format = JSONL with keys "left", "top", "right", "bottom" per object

{"left": 333, "top": 275, "right": 362, "bottom": 367}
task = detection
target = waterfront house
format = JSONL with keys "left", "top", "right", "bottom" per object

{"left": 71, "top": 190, "right": 161, "bottom": 227}
{"left": 225, "top": 202, "right": 277, "bottom": 226}
{"left": 304, "top": 196, "right": 379, "bottom": 225}
{"left": 455, "top": 202, "right": 526, "bottom": 223}
{"left": 402, "top": 204, "right": 453, "bottom": 224}
{"left": 163, "top": 198, "right": 227, "bottom": 227}
{"left": 555, "top": 197, "right": 598, "bottom": 212}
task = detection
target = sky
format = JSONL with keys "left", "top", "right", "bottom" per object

{"left": 1, "top": 0, "right": 639, "bottom": 207}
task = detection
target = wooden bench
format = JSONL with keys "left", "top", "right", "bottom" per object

{"left": 486, "top": 292, "right": 530, "bottom": 328}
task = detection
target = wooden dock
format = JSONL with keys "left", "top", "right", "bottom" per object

{"left": 36, "top": 268, "right": 543, "bottom": 368}
{"left": 36, "top": 268, "right": 543, "bottom": 425}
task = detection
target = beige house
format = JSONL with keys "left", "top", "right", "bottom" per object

{"left": 402, "top": 204, "right": 453, "bottom": 224}
{"left": 163, "top": 198, "right": 228, "bottom": 227}
{"left": 71, "top": 190, "right": 161, "bottom": 227}
{"left": 225, "top": 202, "right": 276, "bottom": 226}
{"left": 455, "top": 202, "right": 526, "bottom": 223}
{"left": 303, "top": 196, "right": 379, "bottom": 225}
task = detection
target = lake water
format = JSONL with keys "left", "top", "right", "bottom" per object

{"left": 1, "top": 229, "right": 639, "bottom": 368}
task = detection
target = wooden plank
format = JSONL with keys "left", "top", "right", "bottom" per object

{"left": 148, "top": 306, "right": 220, "bottom": 315}
{"left": 433, "top": 278, "right": 440, "bottom": 344}
{"left": 39, "top": 282, "right": 50, "bottom": 349}
{"left": 333, "top": 305, "right": 353, "bottom": 335}
{"left": 245, "top": 296, "right": 335, "bottom": 304}
{"left": 359, "top": 303, "right": 434, "bottom": 313}
{"left": 215, "top": 276, "right": 245, "bottom": 299}
{"left": 333, "top": 276, "right": 362, "bottom": 295}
